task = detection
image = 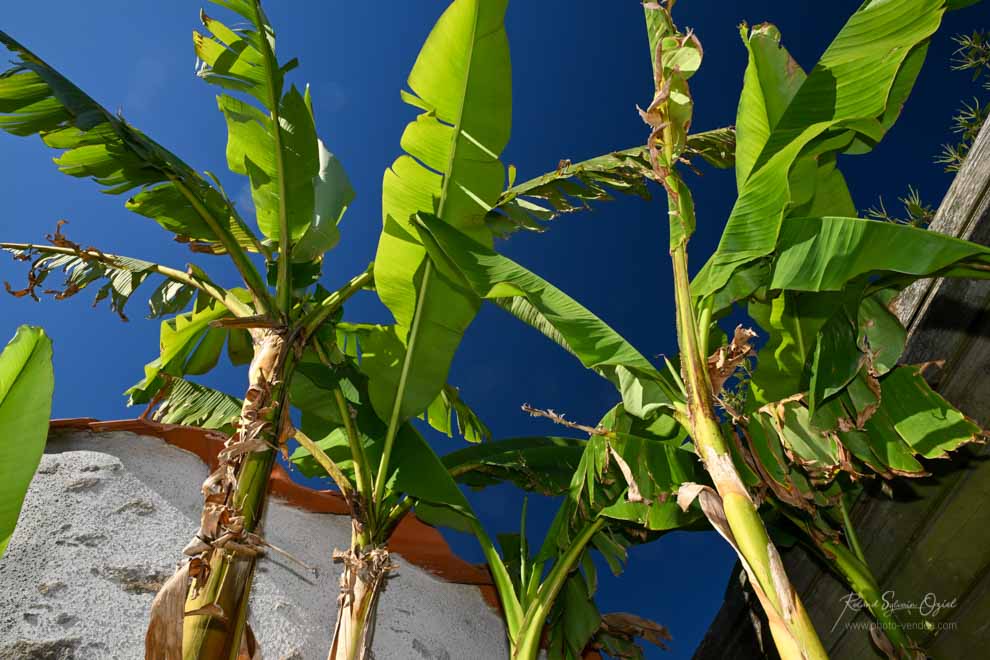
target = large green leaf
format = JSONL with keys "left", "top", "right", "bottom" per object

{"left": 747, "top": 292, "right": 843, "bottom": 406}
{"left": 419, "top": 215, "right": 681, "bottom": 417}
{"left": 372, "top": 0, "right": 511, "bottom": 423}
{"left": 693, "top": 0, "right": 949, "bottom": 301}
{"left": 0, "top": 326, "right": 53, "bottom": 556}
{"left": 546, "top": 572, "right": 602, "bottom": 660}
{"left": 739, "top": 214, "right": 990, "bottom": 413}
{"left": 292, "top": 141, "right": 355, "bottom": 262}
{"left": 747, "top": 365, "right": 981, "bottom": 489}
{"left": 197, "top": 5, "right": 353, "bottom": 255}
{"left": 487, "top": 128, "right": 735, "bottom": 237}
{"left": 734, "top": 23, "right": 806, "bottom": 190}
{"left": 770, "top": 216, "right": 990, "bottom": 292}
{"left": 0, "top": 32, "right": 260, "bottom": 256}
{"left": 386, "top": 424, "right": 480, "bottom": 533}
{"left": 331, "top": 322, "right": 491, "bottom": 443}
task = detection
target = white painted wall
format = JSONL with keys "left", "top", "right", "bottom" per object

{"left": 0, "top": 429, "right": 507, "bottom": 659}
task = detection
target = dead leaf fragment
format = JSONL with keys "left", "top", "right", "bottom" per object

{"left": 607, "top": 443, "right": 650, "bottom": 504}
{"left": 145, "top": 562, "right": 190, "bottom": 660}
{"left": 707, "top": 325, "right": 756, "bottom": 394}
{"left": 600, "top": 612, "right": 672, "bottom": 651}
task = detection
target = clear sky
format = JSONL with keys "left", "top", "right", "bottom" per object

{"left": 2, "top": 1, "right": 989, "bottom": 657}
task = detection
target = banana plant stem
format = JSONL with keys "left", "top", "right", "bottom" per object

{"left": 301, "top": 265, "right": 374, "bottom": 338}
{"left": 334, "top": 387, "right": 374, "bottom": 546}
{"left": 822, "top": 540, "right": 915, "bottom": 654}
{"left": 670, "top": 237, "right": 828, "bottom": 660}
{"left": 182, "top": 331, "right": 297, "bottom": 660}
{"left": 512, "top": 518, "right": 605, "bottom": 660}
{"left": 839, "top": 493, "right": 867, "bottom": 564}
{"left": 168, "top": 175, "right": 273, "bottom": 314}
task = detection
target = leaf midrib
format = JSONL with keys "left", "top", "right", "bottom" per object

{"left": 436, "top": 0, "right": 483, "bottom": 222}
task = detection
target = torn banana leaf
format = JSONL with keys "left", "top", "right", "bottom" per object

{"left": 2, "top": 243, "right": 199, "bottom": 321}
{"left": 0, "top": 32, "right": 260, "bottom": 254}
{"left": 693, "top": 0, "right": 950, "bottom": 302}
{"left": 488, "top": 127, "right": 735, "bottom": 237}
{"left": 744, "top": 365, "right": 982, "bottom": 493}
{"left": 149, "top": 377, "right": 243, "bottom": 433}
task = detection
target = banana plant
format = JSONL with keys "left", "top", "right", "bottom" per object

{"left": 477, "top": 404, "right": 703, "bottom": 660}
{"left": 414, "top": 1, "right": 990, "bottom": 658}
{"left": 0, "top": 0, "right": 512, "bottom": 657}
{"left": 0, "top": 325, "right": 54, "bottom": 558}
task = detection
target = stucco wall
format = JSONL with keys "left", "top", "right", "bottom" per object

{"left": 0, "top": 428, "right": 507, "bottom": 659}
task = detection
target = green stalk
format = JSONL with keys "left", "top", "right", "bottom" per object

{"left": 697, "top": 296, "right": 714, "bottom": 361}
{"left": 471, "top": 521, "right": 525, "bottom": 643}
{"left": 512, "top": 518, "right": 605, "bottom": 660}
{"left": 335, "top": 387, "right": 374, "bottom": 546}
{"left": 372, "top": 260, "right": 433, "bottom": 508}
{"left": 294, "top": 427, "right": 354, "bottom": 501}
{"left": 821, "top": 540, "right": 915, "bottom": 654}
{"left": 839, "top": 493, "right": 867, "bottom": 564}
{"left": 670, "top": 230, "right": 828, "bottom": 660}
{"left": 169, "top": 175, "right": 272, "bottom": 315}
{"left": 301, "top": 265, "right": 375, "bottom": 339}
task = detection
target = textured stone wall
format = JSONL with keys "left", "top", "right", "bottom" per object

{"left": 0, "top": 428, "right": 507, "bottom": 659}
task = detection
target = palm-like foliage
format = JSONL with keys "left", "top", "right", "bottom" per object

{"left": 409, "top": 1, "right": 990, "bottom": 658}
{"left": 0, "top": 1, "right": 516, "bottom": 657}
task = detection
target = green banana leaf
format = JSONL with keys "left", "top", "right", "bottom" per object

{"left": 744, "top": 365, "right": 981, "bottom": 495}
{"left": 0, "top": 32, "right": 260, "bottom": 256}
{"left": 196, "top": 3, "right": 353, "bottom": 254}
{"left": 372, "top": 0, "right": 511, "bottom": 424}
{"left": 442, "top": 436, "right": 586, "bottom": 494}
{"left": 149, "top": 377, "right": 243, "bottom": 433}
{"left": 487, "top": 127, "right": 735, "bottom": 237}
{"left": 693, "top": 0, "right": 950, "bottom": 302}
{"left": 126, "top": 292, "right": 252, "bottom": 404}
{"left": 733, "top": 23, "right": 806, "bottom": 190}
{"left": 329, "top": 322, "right": 491, "bottom": 443}
{"left": 771, "top": 216, "right": 990, "bottom": 292}
{"left": 0, "top": 325, "right": 54, "bottom": 556}
{"left": 418, "top": 214, "right": 681, "bottom": 418}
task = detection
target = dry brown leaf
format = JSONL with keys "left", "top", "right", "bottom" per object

{"left": 145, "top": 562, "right": 189, "bottom": 660}
{"left": 707, "top": 325, "right": 757, "bottom": 394}
{"left": 606, "top": 443, "right": 650, "bottom": 504}
{"left": 237, "top": 624, "right": 262, "bottom": 660}
{"left": 601, "top": 612, "right": 671, "bottom": 651}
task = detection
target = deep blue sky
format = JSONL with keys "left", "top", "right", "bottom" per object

{"left": 3, "top": 1, "right": 988, "bottom": 657}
